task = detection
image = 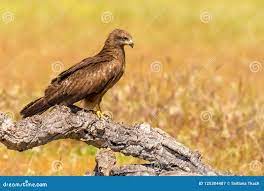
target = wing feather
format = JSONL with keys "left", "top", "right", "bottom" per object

{"left": 44, "top": 59, "right": 117, "bottom": 106}
{"left": 51, "top": 55, "right": 113, "bottom": 84}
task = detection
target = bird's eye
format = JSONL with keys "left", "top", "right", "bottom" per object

{"left": 121, "top": 36, "right": 128, "bottom": 40}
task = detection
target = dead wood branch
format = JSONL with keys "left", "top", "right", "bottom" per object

{"left": 0, "top": 105, "right": 223, "bottom": 176}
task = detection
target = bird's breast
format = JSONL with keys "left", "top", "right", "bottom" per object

{"left": 105, "top": 60, "right": 125, "bottom": 87}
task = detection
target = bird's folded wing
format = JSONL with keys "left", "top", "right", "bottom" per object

{"left": 45, "top": 61, "right": 116, "bottom": 106}
{"left": 51, "top": 55, "right": 113, "bottom": 84}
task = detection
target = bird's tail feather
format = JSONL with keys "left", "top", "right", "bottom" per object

{"left": 20, "top": 97, "right": 50, "bottom": 118}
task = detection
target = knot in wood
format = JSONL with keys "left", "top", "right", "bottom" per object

{"left": 91, "top": 120, "right": 106, "bottom": 136}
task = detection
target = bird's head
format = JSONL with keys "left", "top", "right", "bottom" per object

{"left": 106, "top": 29, "right": 134, "bottom": 48}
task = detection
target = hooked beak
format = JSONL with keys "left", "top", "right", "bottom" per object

{"left": 127, "top": 39, "right": 134, "bottom": 48}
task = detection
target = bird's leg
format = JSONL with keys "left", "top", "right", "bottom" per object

{"left": 95, "top": 104, "right": 113, "bottom": 120}
{"left": 83, "top": 98, "right": 101, "bottom": 115}
{"left": 84, "top": 98, "right": 109, "bottom": 119}
{"left": 95, "top": 103, "right": 105, "bottom": 119}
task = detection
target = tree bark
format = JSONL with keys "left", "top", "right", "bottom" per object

{"left": 0, "top": 105, "right": 223, "bottom": 176}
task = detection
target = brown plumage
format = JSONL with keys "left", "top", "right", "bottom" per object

{"left": 21, "top": 29, "right": 134, "bottom": 118}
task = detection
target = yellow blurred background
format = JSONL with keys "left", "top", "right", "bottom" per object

{"left": 0, "top": 0, "right": 263, "bottom": 175}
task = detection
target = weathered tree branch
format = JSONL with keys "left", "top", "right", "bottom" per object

{"left": 91, "top": 149, "right": 204, "bottom": 176}
{"left": 0, "top": 105, "right": 223, "bottom": 176}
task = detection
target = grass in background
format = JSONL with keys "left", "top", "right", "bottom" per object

{"left": 0, "top": 0, "right": 263, "bottom": 175}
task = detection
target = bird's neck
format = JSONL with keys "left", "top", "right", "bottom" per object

{"left": 99, "top": 44, "right": 125, "bottom": 63}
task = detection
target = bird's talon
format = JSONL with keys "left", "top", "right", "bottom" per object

{"left": 96, "top": 111, "right": 106, "bottom": 119}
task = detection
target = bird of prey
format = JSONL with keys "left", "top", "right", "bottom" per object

{"left": 21, "top": 29, "right": 134, "bottom": 118}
